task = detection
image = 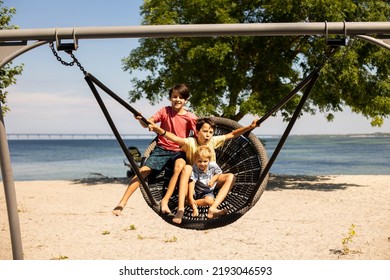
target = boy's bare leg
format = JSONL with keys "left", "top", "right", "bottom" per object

{"left": 186, "top": 181, "right": 198, "bottom": 217}
{"left": 112, "top": 166, "right": 151, "bottom": 216}
{"left": 172, "top": 165, "right": 192, "bottom": 224}
{"left": 207, "top": 173, "right": 235, "bottom": 219}
{"left": 190, "top": 201, "right": 199, "bottom": 217}
{"left": 160, "top": 158, "right": 185, "bottom": 214}
{"left": 196, "top": 195, "right": 214, "bottom": 207}
{"left": 187, "top": 192, "right": 198, "bottom": 217}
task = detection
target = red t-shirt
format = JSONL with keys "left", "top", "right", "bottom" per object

{"left": 152, "top": 106, "right": 197, "bottom": 152}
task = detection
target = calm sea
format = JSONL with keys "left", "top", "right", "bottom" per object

{"left": 2, "top": 135, "right": 389, "bottom": 181}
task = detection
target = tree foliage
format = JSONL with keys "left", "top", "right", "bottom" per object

{"left": 0, "top": 0, "right": 23, "bottom": 115}
{"left": 123, "top": 0, "right": 390, "bottom": 125}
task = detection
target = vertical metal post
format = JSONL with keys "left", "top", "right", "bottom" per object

{"left": 0, "top": 101, "right": 23, "bottom": 260}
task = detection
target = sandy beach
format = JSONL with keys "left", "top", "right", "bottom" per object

{"left": 1, "top": 174, "right": 389, "bottom": 260}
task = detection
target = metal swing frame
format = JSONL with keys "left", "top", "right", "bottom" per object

{"left": 1, "top": 21, "right": 389, "bottom": 258}
{"left": 49, "top": 43, "right": 336, "bottom": 230}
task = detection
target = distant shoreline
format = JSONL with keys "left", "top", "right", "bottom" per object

{"left": 5, "top": 132, "right": 390, "bottom": 140}
{"left": 5, "top": 133, "right": 156, "bottom": 140}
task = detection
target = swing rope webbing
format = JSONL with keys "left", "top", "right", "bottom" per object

{"left": 248, "top": 69, "right": 321, "bottom": 205}
{"left": 246, "top": 46, "right": 339, "bottom": 204}
{"left": 50, "top": 42, "right": 157, "bottom": 206}
{"left": 249, "top": 46, "right": 339, "bottom": 130}
{"left": 84, "top": 74, "right": 158, "bottom": 206}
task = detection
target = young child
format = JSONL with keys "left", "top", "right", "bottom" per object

{"left": 187, "top": 145, "right": 223, "bottom": 218}
{"left": 149, "top": 117, "right": 260, "bottom": 224}
{"left": 112, "top": 84, "right": 197, "bottom": 216}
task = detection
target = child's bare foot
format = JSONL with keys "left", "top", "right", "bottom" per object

{"left": 207, "top": 207, "right": 227, "bottom": 219}
{"left": 191, "top": 201, "right": 199, "bottom": 217}
{"left": 112, "top": 205, "right": 124, "bottom": 216}
{"left": 172, "top": 209, "right": 184, "bottom": 224}
{"left": 160, "top": 200, "right": 171, "bottom": 214}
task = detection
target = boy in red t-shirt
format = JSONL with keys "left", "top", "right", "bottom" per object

{"left": 112, "top": 84, "right": 197, "bottom": 215}
{"left": 149, "top": 117, "right": 259, "bottom": 224}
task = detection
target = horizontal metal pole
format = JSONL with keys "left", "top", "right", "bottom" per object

{"left": 0, "top": 22, "right": 389, "bottom": 42}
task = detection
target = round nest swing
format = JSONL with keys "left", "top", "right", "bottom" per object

{"left": 138, "top": 116, "right": 269, "bottom": 230}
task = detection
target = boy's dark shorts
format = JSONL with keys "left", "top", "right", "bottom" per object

{"left": 144, "top": 146, "right": 185, "bottom": 175}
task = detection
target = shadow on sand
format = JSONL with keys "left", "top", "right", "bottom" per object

{"left": 72, "top": 173, "right": 361, "bottom": 192}
{"left": 72, "top": 173, "right": 129, "bottom": 185}
{"left": 266, "top": 174, "right": 361, "bottom": 192}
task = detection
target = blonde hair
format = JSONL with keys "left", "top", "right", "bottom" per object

{"left": 194, "top": 145, "right": 212, "bottom": 161}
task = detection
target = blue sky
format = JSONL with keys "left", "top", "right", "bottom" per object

{"left": 3, "top": 0, "right": 390, "bottom": 135}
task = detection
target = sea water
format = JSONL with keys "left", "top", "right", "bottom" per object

{"left": 2, "top": 135, "right": 390, "bottom": 181}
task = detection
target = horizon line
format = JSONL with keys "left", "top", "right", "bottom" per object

{"left": 6, "top": 132, "right": 390, "bottom": 140}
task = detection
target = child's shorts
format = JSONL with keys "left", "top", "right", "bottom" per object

{"left": 194, "top": 191, "right": 215, "bottom": 200}
{"left": 144, "top": 146, "right": 185, "bottom": 173}
{"left": 194, "top": 181, "right": 215, "bottom": 200}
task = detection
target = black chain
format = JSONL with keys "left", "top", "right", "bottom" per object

{"left": 49, "top": 42, "right": 87, "bottom": 75}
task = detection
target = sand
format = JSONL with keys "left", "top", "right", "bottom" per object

{"left": 1, "top": 174, "right": 389, "bottom": 260}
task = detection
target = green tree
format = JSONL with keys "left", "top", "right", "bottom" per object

{"left": 123, "top": 0, "right": 390, "bottom": 125}
{"left": 0, "top": 0, "right": 23, "bottom": 115}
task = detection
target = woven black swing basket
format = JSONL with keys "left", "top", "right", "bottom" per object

{"left": 139, "top": 117, "right": 269, "bottom": 230}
